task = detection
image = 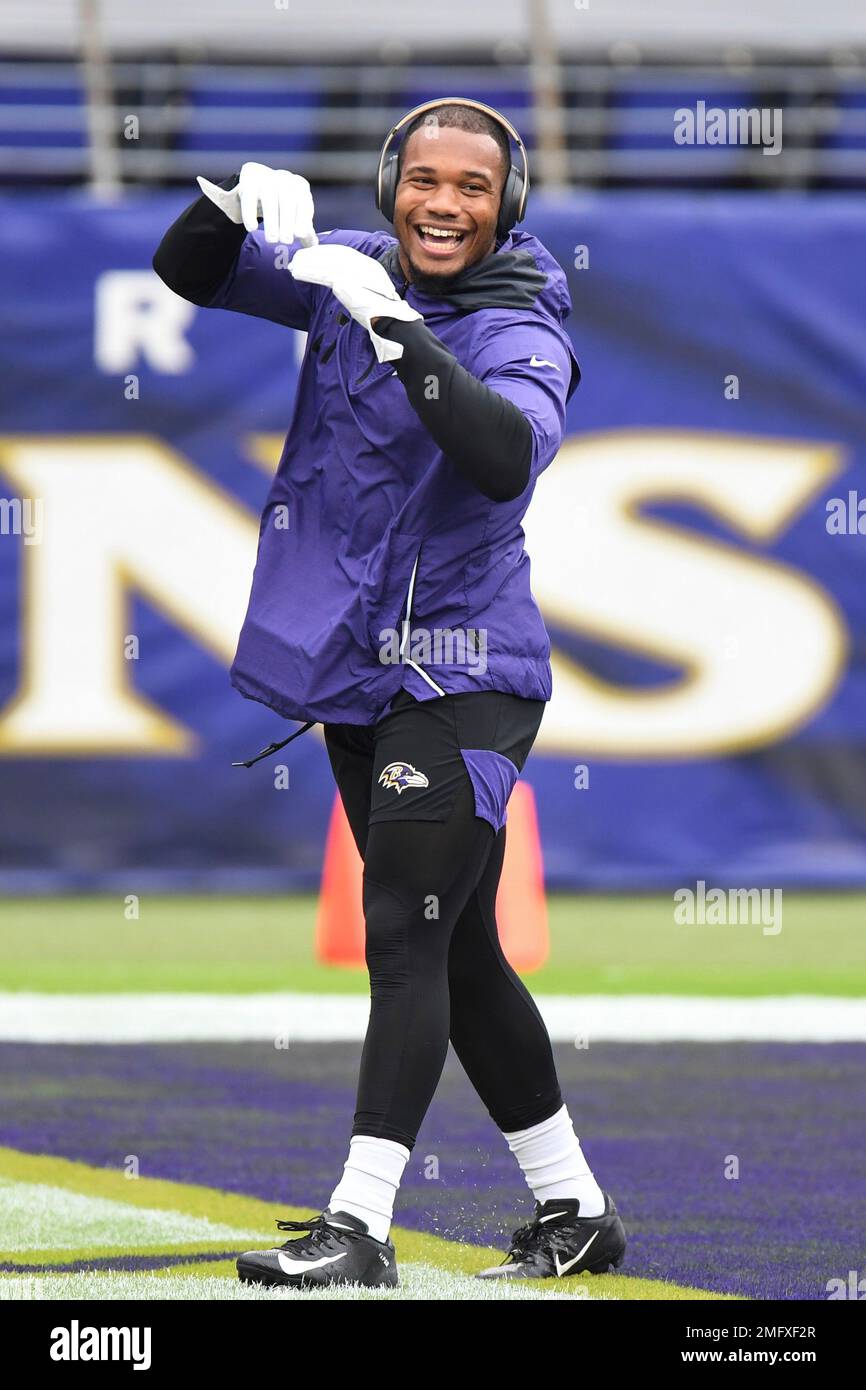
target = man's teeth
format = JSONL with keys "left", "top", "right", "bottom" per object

{"left": 419, "top": 226, "right": 463, "bottom": 240}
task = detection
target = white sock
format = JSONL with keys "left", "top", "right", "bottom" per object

{"left": 327, "top": 1135, "right": 410, "bottom": 1243}
{"left": 503, "top": 1104, "right": 606, "bottom": 1217}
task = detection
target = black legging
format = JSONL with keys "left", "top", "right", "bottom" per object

{"left": 327, "top": 740, "right": 564, "bottom": 1151}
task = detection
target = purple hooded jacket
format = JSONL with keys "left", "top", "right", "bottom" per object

{"left": 208, "top": 225, "right": 580, "bottom": 726}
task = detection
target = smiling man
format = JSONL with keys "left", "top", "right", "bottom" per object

{"left": 392, "top": 114, "right": 506, "bottom": 282}
{"left": 153, "top": 99, "right": 626, "bottom": 1289}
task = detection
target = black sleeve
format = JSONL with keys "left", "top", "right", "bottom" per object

{"left": 152, "top": 174, "right": 247, "bottom": 306}
{"left": 374, "top": 317, "right": 533, "bottom": 503}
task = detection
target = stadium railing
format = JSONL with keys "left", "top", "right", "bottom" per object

{"left": 1, "top": 53, "right": 864, "bottom": 189}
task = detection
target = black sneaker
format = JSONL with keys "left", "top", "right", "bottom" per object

{"left": 237, "top": 1208, "right": 398, "bottom": 1289}
{"left": 476, "top": 1194, "right": 626, "bottom": 1281}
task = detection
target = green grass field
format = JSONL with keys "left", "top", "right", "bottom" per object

{"left": 0, "top": 1148, "right": 733, "bottom": 1302}
{"left": 0, "top": 892, "right": 864, "bottom": 995}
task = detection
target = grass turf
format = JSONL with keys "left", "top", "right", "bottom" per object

{"left": 0, "top": 1147, "right": 734, "bottom": 1302}
{"left": 0, "top": 893, "right": 863, "bottom": 996}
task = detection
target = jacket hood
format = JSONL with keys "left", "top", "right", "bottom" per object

{"left": 378, "top": 229, "right": 580, "bottom": 397}
{"left": 379, "top": 230, "right": 570, "bottom": 318}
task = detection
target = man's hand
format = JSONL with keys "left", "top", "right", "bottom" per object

{"left": 196, "top": 162, "right": 318, "bottom": 246}
{"left": 289, "top": 244, "right": 421, "bottom": 362}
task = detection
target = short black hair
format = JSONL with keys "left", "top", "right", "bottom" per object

{"left": 396, "top": 102, "right": 512, "bottom": 188}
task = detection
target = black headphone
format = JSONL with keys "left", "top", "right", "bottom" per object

{"left": 375, "top": 96, "right": 530, "bottom": 242}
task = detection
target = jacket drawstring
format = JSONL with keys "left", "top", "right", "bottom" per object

{"left": 232, "top": 720, "right": 317, "bottom": 768}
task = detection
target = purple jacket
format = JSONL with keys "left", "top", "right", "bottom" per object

{"left": 209, "top": 225, "right": 580, "bottom": 726}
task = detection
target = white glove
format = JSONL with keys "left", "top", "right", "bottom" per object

{"left": 196, "top": 162, "right": 318, "bottom": 247}
{"left": 289, "top": 244, "right": 421, "bottom": 363}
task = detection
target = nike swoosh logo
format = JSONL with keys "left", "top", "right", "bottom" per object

{"left": 554, "top": 1230, "right": 599, "bottom": 1276}
{"left": 276, "top": 1250, "right": 348, "bottom": 1275}
{"left": 529, "top": 355, "right": 560, "bottom": 369}
{"left": 539, "top": 1211, "right": 569, "bottom": 1223}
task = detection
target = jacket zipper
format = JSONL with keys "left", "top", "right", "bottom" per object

{"left": 399, "top": 549, "right": 447, "bottom": 697}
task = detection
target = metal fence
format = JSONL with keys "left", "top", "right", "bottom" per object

{"left": 3, "top": 52, "right": 866, "bottom": 191}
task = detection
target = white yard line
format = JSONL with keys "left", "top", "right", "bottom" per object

{"left": 1, "top": 993, "right": 865, "bottom": 1042}
{"left": 0, "top": 1179, "right": 274, "bottom": 1252}
{"left": 0, "top": 1266, "right": 605, "bottom": 1301}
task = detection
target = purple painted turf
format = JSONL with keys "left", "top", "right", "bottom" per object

{"left": 2, "top": 1041, "right": 865, "bottom": 1299}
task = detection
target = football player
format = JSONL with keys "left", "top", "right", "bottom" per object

{"left": 154, "top": 99, "right": 626, "bottom": 1288}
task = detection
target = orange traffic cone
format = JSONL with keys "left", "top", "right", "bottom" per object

{"left": 315, "top": 780, "right": 549, "bottom": 972}
{"left": 314, "top": 793, "right": 366, "bottom": 968}
{"left": 495, "top": 780, "right": 549, "bottom": 972}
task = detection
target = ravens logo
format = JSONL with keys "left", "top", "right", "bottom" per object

{"left": 377, "top": 761, "right": 430, "bottom": 795}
